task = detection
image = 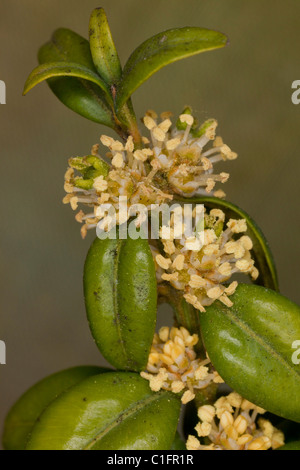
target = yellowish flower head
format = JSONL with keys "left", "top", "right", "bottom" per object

{"left": 186, "top": 392, "right": 285, "bottom": 451}
{"left": 140, "top": 326, "right": 223, "bottom": 404}
{"left": 153, "top": 207, "right": 259, "bottom": 312}
{"left": 63, "top": 108, "right": 237, "bottom": 238}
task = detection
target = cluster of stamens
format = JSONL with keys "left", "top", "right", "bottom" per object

{"left": 153, "top": 207, "right": 259, "bottom": 312}
{"left": 186, "top": 392, "right": 285, "bottom": 450}
{"left": 63, "top": 108, "right": 237, "bottom": 238}
{"left": 140, "top": 326, "right": 223, "bottom": 404}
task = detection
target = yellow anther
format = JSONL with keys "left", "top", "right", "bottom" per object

{"left": 159, "top": 119, "right": 172, "bottom": 133}
{"left": 197, "top": 405, "right": 215, "bottom": 423}
{"left": 143, "top": 115, "right": 156, "bottom": 130}
{"left": 204, "top": 229, "right": 217, "bottom": 245}
{"left": 225, "top": 424, "right": 239, "bottom": 441}
{"left": 248, "top": 436, "right": 272, "bottom": 450}
{"left": 219, "top": 294, "right": 234, "bottom": 307}
{"left": 155, "top": 254, "right": 172, "bottom": 269}
{"left": 189, "top": 274, "right": 206, "bottom": 289}
{"left": 186, "top": 435, "right": 201, "bottom": 451}
{"left": 158, "top": 354, "right": 174, "bottom": 366}
{"left": 220, "top": 410, "right": 234, "bottom": 429}
{"left": 152, "top": 127, "right": 166, "bottom": 142}
{"left": 125, "top": 135, "right": 134, "bottom": 152}
{"left": 171, "top": 381, "right": 185, "bottom": 393}
{"left": 194, "top": 365, "right": 209, "bottom": 380}
{"left": 236, "top": 434, "right": 253, "bottom": 446}
{"left": 226, "top": 392, "right": 243, "bottom": 408}
{"left": 218, "top": 262, "right": 232, "bottom": 277}
{"left": 133, "top": 150, "right": 148, "bottom": 162}
{"left": 93, "top": 175, "right": 108, "bottom": 192}
{"left": 236, "top": 259, "right": 253, "bottom": 272}
{"left": 225, "top": 281, "right": 238, "bottom": 296}
{"left": 70, "top": 196, "right": 79, "bottom": 211}
{"left": 181, "top": 390, "right": 196, "bottom": 404}
{"left": 207, "top": 286, "right": 223, "bottom": 299}
{"left": 111, "top": 153, "right": 124, "bottom": 168}
{"left": 227, "top": 218, "right": 247, "bottom": 233}
{"left": 179, "top": 114, "right": 194, "bottom": 126}
{"left": 100, "top": 135, "right": 114, "bottom": 147}
{"left": 172, "top": 254, "right": 185, "bottom": 270}
{"left": 110, "top": 141, "right": 124, "bottom": 152}
{"left": 234, "top": 415, "right": 248, "bottom": 435}
{"left": 201, "top": 157, "right": 213, "bottom": 171}
{"left": 213, "top": 371, "right": 224, "bottom": 383}
{"left": 166, "top": 137, "right": 181, "bottom": 151}
{"left": 195, "top": 421, "right": 211, "bottom": 437}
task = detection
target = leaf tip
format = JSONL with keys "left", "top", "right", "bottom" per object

{"left": 22, "top": 82, "right": 30, "bottom": 96}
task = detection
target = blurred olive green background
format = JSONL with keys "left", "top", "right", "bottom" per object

{"left": 1, "top": 0, "right": 300, "bottom": 445}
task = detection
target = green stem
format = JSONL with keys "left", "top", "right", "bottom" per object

{"left": 182, "top": 383, "right": 218, "bottom": 439}
{"left": 159, "top": 284, "right": 205, "bottom": 356}
{"left": 193, "top": 383, "right": 218, "bottom": 409}
{"left": 114, "top": 98, "right": 142, "bottom": 145}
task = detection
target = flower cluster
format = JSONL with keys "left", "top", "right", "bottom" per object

{"left": 152, "top": 207, "right": 259, "bottom": 312}
{"left": 63, "top": 108, "right": 237, "bottom": 238}
{"left": 140, "top": 326, "right": 223, "bottom": 404}
{"left": 186, "top": 392, "right": 285, "bottom": 450}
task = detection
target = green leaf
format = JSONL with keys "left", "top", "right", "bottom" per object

{"left": 35, "top": 28, "right": 115, "bottom": 127}
{"left": 278, "top": 441, "right": 300, "bottom": 450}
{"left": 89, "top": 8, "right": 122, "bottom": 86}
{"left": 38, "top": 28, "right": 96, "bottom": 68}
{"left": 26, "top": 372, "right": 181, "bottom": 450}
{"left": 2, "top": 365, "right": 107, "bottom": 450}
{"left": 23, "top": 62, "right": 112, "bottom": 103}
{"left": 175, "top": 196, "right": 279, "bottom": 291}
{"left": 84, "top": 235, "right": 157, "bottom": 371}
{"left": 199, "top": 284, "right": 300, "bottom": 422}
{"left": 116, "top": 27, "right": 228, "bottom": 110}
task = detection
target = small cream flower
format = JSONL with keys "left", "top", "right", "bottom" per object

{"left": 186, "top": 392, "right": 285, "bottom": 451}
{"left": 140, "top": 326, "right": 219, "bottom": 403}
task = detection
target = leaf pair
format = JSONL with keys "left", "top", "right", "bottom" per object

{"left": 25, "top": 26, "right": 116, "bottom": 128}
{"left": 23, "top": 8, "right": 228, "bottom": 136}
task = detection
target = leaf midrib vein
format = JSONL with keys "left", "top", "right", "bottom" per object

{"left": 83, "top": 391, "right": 163, "bottom": 449}
{"left": 224, "top": 308, "right": 300, "bottom": 380}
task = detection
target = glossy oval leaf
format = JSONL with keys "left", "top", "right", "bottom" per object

{"left": 23, "top": 62, "right": 112, "bottom": 103}
{"left": 26, "top": 372, "right": 181, "bottom": 450}
{"left": 84, "top": 236, "right": 157, "bottom": 371}
{"left": 35, "top": 28, "right": 115, "bottom": 127}
{"left": 41, "top": 76, "right": 115, "bottom": 126}
{"left": 116, "top": 27, "right": 228, "bottom": 110}
{"left": 39, "top": 28, "right": 96, "bottom": 68}
{"left": 175, "top": 196, "right": 279, "bottom": 291}
{"left": 89, "top": 8, "right": 122, "bottom": 85}
{"left": 3, "top": 365, "right": 107, "bottom": 450}
{"left": 200, "top": 284, "right": 300, "bottom": 422}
